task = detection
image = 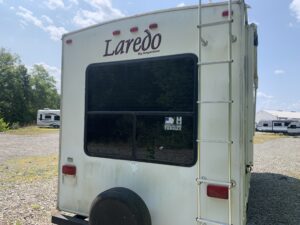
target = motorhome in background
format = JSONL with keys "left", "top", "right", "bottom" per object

{"left": 37, "top": 109, "right": 60, "bottom": 128}
{"left": 256, "top": 120, "right": 295, "bottom": 133}
{"left": 52, "top": 1, "right": 258, "bottom": 225}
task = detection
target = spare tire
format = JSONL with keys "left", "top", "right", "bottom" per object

{"left": 89, "top": 187, "right": 151, "bottom": 225}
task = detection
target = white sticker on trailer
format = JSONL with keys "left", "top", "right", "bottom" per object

{"left": 164, "top": 116, "right": 182, "bottom": 131}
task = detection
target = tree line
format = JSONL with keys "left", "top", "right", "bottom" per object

{"left": 0, "top": 48, "right": 60, "bottom": 128}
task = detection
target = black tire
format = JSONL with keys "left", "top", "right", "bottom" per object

{"left": 89, "top": 187, "right": 151, "bottom": 225}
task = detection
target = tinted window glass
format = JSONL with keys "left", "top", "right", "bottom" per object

{"left": 135, "top": 115, "right": 194, "bottom": 165}
{"left": 86, "top": 114, "right": 133, "bottom": 159}
{"left": 54, "top": 115, "right": 60, "bottom": 121}
{"left": 87, "top": 57, "right": 195, "bottom": 112}
{"left": 85, "top": 54, "right": 197, "bottom": 166}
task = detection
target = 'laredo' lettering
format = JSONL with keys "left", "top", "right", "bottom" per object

{"left": 103, "top": 29, "right": 162, "bottom": 57}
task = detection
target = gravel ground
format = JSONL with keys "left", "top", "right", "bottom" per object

{"left": 247, "top": 136, "right": 300, "bottom": 225}
{"left": 0, "top": 132, "right": 299, "bottom": 225}
{"left": 0, "top": 132, "right": 59, "bottom": 164}
{"left": 0, "top": 132, "right": 59, "bottom": 225}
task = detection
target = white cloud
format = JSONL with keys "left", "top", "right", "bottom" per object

{"left": 290, "top": 0, "right": 300, "bottom": 22}
{"left": 44, "top": 0, "right": 64, "bottom": 10}
{"left": 41, "top": 15, "right": 53, "bottom": 24}
{"left": 17, "top": 7, "right": 44, "bottom": 28}
{"left": 287, "top": 101, "right": 300, "bottom": 111}
{"left": 177, "top": 3, "right": 186, "bottom": 7}
{"left": 46, "top": 25, "right": 67, "bottom": 41}
{"left": 274, "top": 69, "right": 286, "bottom": 75}
{"left": 257, "top": 91, "right": 273, "bottom": 99}
{"left": 73, "top": 0, "right": 124, "bottom": 27}
{"left": 69, "top": 0, "right": 78, "bottom": 5}
{"left": 16, "top": 6, "right": 67, "bottom": 41}
{"left": 19, "top": 20, "right": 28, "bottom": 29}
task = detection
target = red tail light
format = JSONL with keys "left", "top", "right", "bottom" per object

{"left": 207, "top": 185, "right": 229, "bottom": 199}
{"left": 62, "top": 165, "right": 76, "bottom": 175}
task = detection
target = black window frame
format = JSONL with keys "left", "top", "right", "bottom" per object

{"left": 84, "top": 54, "right": 198, "bottom": 167}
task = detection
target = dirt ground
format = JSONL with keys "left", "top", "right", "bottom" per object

{"left": 0, "top": 131, "right": 299, "bottom": 225}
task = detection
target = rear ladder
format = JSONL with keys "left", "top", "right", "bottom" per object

{"left": 196, "top": 0, "right": 240, "bottom": 224}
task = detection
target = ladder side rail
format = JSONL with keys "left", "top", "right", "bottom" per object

{"left": 227, "top": 1, "right": 233, "bottom": 225}
{"left": 196, "top": 0, "right": 203, "bottom": 223}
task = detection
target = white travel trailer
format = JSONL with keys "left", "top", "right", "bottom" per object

{"left": 256, "top": 120, "right": 294, "bottom": 133}
{"left": 53, "top": 1, "right": 258, "bottom": 225}
{"left": 37, "top": 109, "right": 60, "bottom": 128}
{"left": 287, "top": 121, "right": 300, "bottom": 135}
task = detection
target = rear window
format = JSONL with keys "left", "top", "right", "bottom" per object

{"left": 45, "top": 115, "right": 51, "bottom": 119}
{"left": 85, "top": 54, "right": 197, "bottom": 166}
{"left": 273, "top": 122, "right": 282, "bottom": 127}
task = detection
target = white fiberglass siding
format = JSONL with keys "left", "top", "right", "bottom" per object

{"left": 58, "top": 2, "right": 253, "bottom": 225}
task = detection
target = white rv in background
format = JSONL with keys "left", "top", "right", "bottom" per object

{"left": 37, "top": 109, "right": 60, "bottom": 128}
{"left": 53, "top": 1, "right": 258, "bottom": 225}
{"left": 256, "top": 120, "right": 294, "bottom": 133}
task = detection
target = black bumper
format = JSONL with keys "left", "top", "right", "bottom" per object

{"left": 51, "top": 213, "right": 88, "bottom": 225}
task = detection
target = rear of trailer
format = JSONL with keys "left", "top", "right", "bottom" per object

{"left": 53, "top": 1, "right": 258, "bottom": 225}
{"left": 287, "top": 121, "right": 300, "bottom": 135}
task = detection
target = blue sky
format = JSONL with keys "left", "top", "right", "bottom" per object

{"left": 0, "top": 0, "right": 300, "bottom": 111}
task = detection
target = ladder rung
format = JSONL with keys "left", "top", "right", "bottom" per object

{"left": 198, "top": 59, "right": 233, "bottom": 66}
{"left": 196, "top": 217, "right": 230, "bottom": 225}
{"left": 197, "top": 19, "right": 233, "bottom": 28}
{"left": 196, "top": 177, "right": 235, "bottom": 188}
{"left": 197, "top": 139, "right": 233, "bottom": 144}
{"left": 197, "top": 100, "right": 233, "bottom": 104}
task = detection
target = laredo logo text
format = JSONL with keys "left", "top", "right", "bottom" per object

{"left": 103, "top": 29, "right": 162, "bottom": 57}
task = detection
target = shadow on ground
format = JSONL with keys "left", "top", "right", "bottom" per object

{"left": 247, "top": 173, "right": 300, "bottom": 225}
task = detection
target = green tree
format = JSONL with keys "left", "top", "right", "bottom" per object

{"left": 0, "top": 48, "right": 60, "bottom": 125}
{"left": 0, "top": 48, "right": 32, "bottom": 124}
{"left": 29, "top": 65, "right": 60, "bottom": 116}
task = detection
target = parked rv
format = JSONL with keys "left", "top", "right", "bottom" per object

{"left": 52, "top": 1, "right": 258, "bottom": 225}
{"left": 256, "top": 120, "right": 294, "bottom": 133}
{"left": 37, "top": 109, "right": 60, "bottom": 128}
{"left": 287, "top": 121, "right": 300, "bottom": 135}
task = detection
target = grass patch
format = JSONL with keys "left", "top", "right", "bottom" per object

{"left": 5, "top": 126, "right": 59, "bottom": 135}
{"left": 0, "top": 154, "right": 58, "bottom": 185}
{"left": 253, "top": 132, "right": 285, "bottom": 144}
{"left": 31, "top": 204, "right": 41, "bottom": 210}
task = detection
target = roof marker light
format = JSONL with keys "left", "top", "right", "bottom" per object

{"left": 149, "top": 23, "right": 158, "bottom": 30}
{"left": 207, "top": 185, "right": 229, "bottom": 199}
{"left": 222, "top": 10, "right": 233, "bottom": 17}
{"left": 113, "top": 30, "right": 121, "bottom": 36}
{"left": 130, "top": 26, "right": 139, "bottom": 33}
{"left": 62, "top": 164, "right": 76, "bottom": 175}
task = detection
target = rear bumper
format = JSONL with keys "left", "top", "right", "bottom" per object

{"left": 51, "top": 213, "right": 88, "bottom": 225}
